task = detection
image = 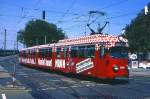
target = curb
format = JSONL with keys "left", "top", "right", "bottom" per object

{"left": 0, "top": 86, "right": 31, "bottom": 91}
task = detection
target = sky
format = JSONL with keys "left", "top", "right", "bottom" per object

{"left": 0, "top": 0, "right": 149, "bottom": 49}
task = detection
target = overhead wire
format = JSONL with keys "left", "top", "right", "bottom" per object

{"left": 0, "top": 0, "right": 41, "bottom": 49}
{"left": 0, "top": 0, "right": 142, "bottom": 49}
{"left": 0, "top": 10, "right": 135, "bottom": 31}
{"left": 59, "top": 11, "right": 137, "bottom": 30}
{"left": 99, "top": 0, "right": 129, "bottom": 10}
{"left": 61, "top": 0, "right": 77, "bottom": 18}
{"left": 16, "top": 0, "right": 41, "bottom": 25}
{"left": 106, "top": 12, "right": 137, "bottom": 20}
{"left": 1, "top": 0, "right": 131, "bottom": 26}
{"left": 1, "top": 0, "right": 140, "bottom": 39}
{"left": 56, "top": 0, "right": 77, "bottom": 25}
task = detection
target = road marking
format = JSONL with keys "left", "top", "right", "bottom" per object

{"left": 71, "top": 85, "right": 80, "bottom": 88}
{"left": 59, "top": 86, "right": 68, "bottom": 89}
{"left": 1, "top": 94, "right": 7, "bottom": 99}
{"left": 42, "top": 87, "right": 56, "bottom": 90}
{"left": 50, "top": 79, "right": 60, "bottom": 82}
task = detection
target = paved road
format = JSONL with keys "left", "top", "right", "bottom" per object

{"left": 0, "top": 56, "right": 150, "bottom": 99}
{"left": 0, "top": 56, "right": 34, "bottom": 99}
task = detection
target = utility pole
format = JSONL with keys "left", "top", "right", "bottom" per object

{"left": 84, "top": 25, "right": 87, "bottom": 36}
{"left": 16, "top": 33, "right": 19, "bottom": 50}
{"left": 42, "top": 10, "right": 46, "bottom": 20}
{"left": 14, "top": 41, "right": 15, "bottom": 50}
{"left": 4, "top": 29, "right": 6, "bottom": 50}
{"left": 16, "top": 40, "right": 18, "bottom": 50}
{"left": 13, "top": 41, "right": 16, "bottom": 55}
{"left": 45, "top": 35, "right": 47, "bottom": 44}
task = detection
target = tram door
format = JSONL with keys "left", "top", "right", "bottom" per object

{"left": 96, "top": 45, "right": 107, "bottom": 77}
{"left": 63, "top": 47, "right": 70, "bottom": 73}
{"left": 31, "top": 49, "right": 36, "bottom": 65}
{"left": 73, "top": 45, "right": 95, "bottom": 76}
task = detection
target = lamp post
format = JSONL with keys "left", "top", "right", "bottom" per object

{"left": 45, "top": 35, "right": 47, "bottom": 44}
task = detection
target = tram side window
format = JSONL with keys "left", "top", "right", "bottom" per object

{"left": 78, "top": 46, "right": 85, "bottom": 58}
{"left": 44, "top": 48, "right": 52, "bottom": 58}
{"left": 39, "top": 48, "right": 52, "bottom": 58}
{"left": 22, "top": 51, "right": 26, "bottom": 58}
{"left": 77, "top": 45, "right": 95, "bottom": 58}
{"left": 63, "top": 47, "right": 68, "bottom": 58}
{"left": 31, "top": 49, "right": 36, "bottom": 58}
{"left": 27, "top": 50, "right": 30, "bottom": 57}
{"left": 56, "top": 48, "right": 61, "bottom": 58}
{"left": 71, "top": 46, "right": 78, "bottom": 58}
{"left": 39, "top": 48, "right": 45, "bottom": 58}
{"left": 85, "top": 45, "right": 95, "bottom": 58}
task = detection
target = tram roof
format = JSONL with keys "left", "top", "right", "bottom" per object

{"left": 20, "top": 34, "right": 128, "bottom": 51}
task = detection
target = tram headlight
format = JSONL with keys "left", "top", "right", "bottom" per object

{"left": 113, "top": 64, "right": 119, "bottom": 72}
{"left": 66, "top": 62, "right": 69, "bottom": 66}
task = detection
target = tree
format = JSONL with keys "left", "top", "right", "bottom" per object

{"left": 125, "top": 3, "right": 150, "bottom": 52}
{"left": 17, "top": 19, "right": 67, "bottom": 47}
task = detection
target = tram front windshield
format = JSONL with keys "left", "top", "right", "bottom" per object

{"left": 109, "top": 46, "right": 128, "bottom": 59}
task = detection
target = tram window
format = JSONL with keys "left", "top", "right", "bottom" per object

{"left": 56, "top": 48, "right": 61, "bottom": 58}
{"left": 100, "top": 46, "right": 105, "bottom": 57}
{"left": 85, "top": 45, "right": 95, "bottom": 58}
{"left": 22, "top": 51, "right": 26, "bottom": 58}
{"left": 31, "top": 49, "right": 36, "bottom": 57}
{"left": 77, "top": 45, "right": 95, "bottom": 58}
{"left": 22, "top": 51, "right": 27, "bottom": 58}
{"left": 71, "top": 46, "right": 78, "bottom": 58}
{"left": 44, "top": 48, "right": 52, "bottom": 58}
{"left": 39, "top": 48, "right": 45, "bottom": 58}
{"left": 48, "top": 48, "right": 52, "bottom": 57}
{"left": 63, "top": 47, "right": 67, "bottom": 58}
{"left": 39, "top": 48, "right": 52, "bottom": 58}
{"left": 27, "top": 50, "right": 31, "bottom": 57}
{"left": 24, "top": 51, "right": 27, "bottom": 58}
{"left": 78, "top": 46, "right": 85, "bottom": 58}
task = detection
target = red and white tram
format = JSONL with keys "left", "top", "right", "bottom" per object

{"left": 19, "top": 34, "right": 129, "bottom": 79}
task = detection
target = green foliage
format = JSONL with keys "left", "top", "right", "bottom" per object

{"left": 17, "top": 19, "right": 66, "bottom": 47}
{"left": 125, "top": 3, "right": 150, "bottom": 52}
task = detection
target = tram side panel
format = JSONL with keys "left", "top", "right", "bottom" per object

{"left": 19, "top": 45, "right": 129, "bottom": 79}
